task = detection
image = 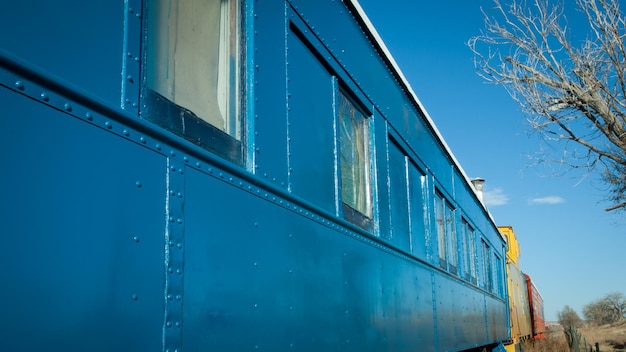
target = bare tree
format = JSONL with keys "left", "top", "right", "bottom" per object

{"left": 583, "top": 292, "right": 626, "bottom": 325}
{"left": 558, "top": 305, "right": 583, "bottom": 351}
{"left": 469, "top": 0, "right": 626, "bottom": 211}
{"left": 559, "top": 305, "right": 583, "bottom": 329}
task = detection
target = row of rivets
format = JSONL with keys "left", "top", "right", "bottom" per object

{"left": 7, "top": 76, "right": 174, "bottom": 158}
{"left": 165, "top": 158, "right": 185, "bottom": 352}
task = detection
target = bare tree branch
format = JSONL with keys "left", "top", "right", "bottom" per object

{"left": 469, "top": 0, "right": 626, "bottom": 211}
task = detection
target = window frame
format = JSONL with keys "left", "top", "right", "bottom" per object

{"left": 481, "top": 238, "right": 494, "bottom": 292}
{"left": 141, "top": 0, "right": 245, "bottom": 165}
{"left": 336, "top": 88, "right": 373, "bottom": 231}
{"left": 461, "top": 218, "right": 478, "bottom": 283}
{"left": 434, "top": 189, "right": 457, "bottom": 273}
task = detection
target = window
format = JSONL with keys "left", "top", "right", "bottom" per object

{"left": 461, "top": 219, "right": 477, "bottom": 282}
{"left": 338, "top": 91, "right": 372, "bottom": 229}
{"left": 468, "top": 230, "right": 477, "bottom": 283}
{"left": 434, "top": 193, "right": 446, "bottom": 266}
{"left": 445, "top": 202, "right": 457, "bottom": 273}
{"left": 494, "top": 254, "right": 503, "bottom": 297}
{"left": 481, "top": 239, "right": 493, "bottom": 292}
{"left": 434, "top": 191, "right": 456, "bottom": 273}
{"left": 144, "top": 0, "right": 243, "bottom": 163}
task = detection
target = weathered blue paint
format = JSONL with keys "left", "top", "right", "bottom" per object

{"left": 0, "top": 0, "right": 509, "bottom": 351}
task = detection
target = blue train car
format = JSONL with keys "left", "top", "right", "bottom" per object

{"left": 0, "top": 1, "right": 509, "bottom": 351}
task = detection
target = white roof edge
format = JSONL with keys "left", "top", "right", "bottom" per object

{"left": 349, "top": 0, "right": 492, "bottom": 216}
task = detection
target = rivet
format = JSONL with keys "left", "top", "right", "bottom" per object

{"left": 123, "top": 129, "right": 130, "bottom": 136}
{"left": 133, "top": 236, "right": 140, "bottom": 243}
{"left": 176, "top": 269, "right": 182, "bottom": 275}
{"left": 195, "top": 162, "right": 201, "bottom": 168}
{"left": 64, "top": 103, "right": 72, "bottom": 112}
{"left": 40, "top": 92, "right": 49, "bottom": 101}
{"left": 105, "top": 121, "right": 112, "bottom": 129}
{"left": 166, "top": 321, "right": 172, "bottom": 328}
{"left": 176, "top": 294, "right": 182, "bottom": 301}
{"left": 167, "top": 294, "right": 173, "bottom": 300}
{"left": 253, "top": 262, "right": 258, "bottom": 267}
{"left": 177, "top": 218, "right": 182, "bottom": 224}
{"left": 85, "top": 112, "right": 93, "bottom": 121}
{"left": 156, "top": 144, "right": 161, "bottom": 150}
{"left": 135, "top": 181, "right": 142, "bottom": 188}
{"left": 169, "top": 216, "right": 174, "bottom": 222}
{"left": 170, "top": 150, "right": 176, "bottom": 156}
{"left": 177, "top": 192, "right": 183, "bottom": 198}
{"left": 175, "top": 321, "right": 181, "bottom": 328}
{"left": 131, "top": 294, "right": 138, "bottom": 300}
{"left": 168, "top": 267, "right": 174, "bottom": 273}
{"left": 176, "top": 242, "right": 182, "bottom": 249}
{"left": 169, "top": 240, "right": 174, "bottom": 247}
{"left": 14, "top": 81, "right": 24, "bottom": 90}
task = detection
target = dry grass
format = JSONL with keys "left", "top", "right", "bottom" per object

{"left": 580, "top": 320, "right": 626, "bottom": 352}
{"left": 525, "top": 321, "right": 626, "bottom": 352}
{"left": 524, "top": 326, "right": 570, "bottom": 352}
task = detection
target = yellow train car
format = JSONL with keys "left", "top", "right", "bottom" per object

{"left": 499, "top": 226, "right": 533, "bottom": 352}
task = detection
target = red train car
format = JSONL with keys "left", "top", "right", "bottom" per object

{"left": 524, "top": 274, "right": 546, "bottom": 339}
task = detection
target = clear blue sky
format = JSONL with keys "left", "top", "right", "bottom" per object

{"left": 357, "top": 0, "right": 626, "bottom": 322}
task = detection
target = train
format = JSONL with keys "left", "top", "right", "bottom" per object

{"left": 0, "top": 0, "right": 543, "bottom": 351}
{"left": 499, "top": 226, "right": 546, "bottom": 352}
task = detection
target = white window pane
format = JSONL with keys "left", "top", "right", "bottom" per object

{"left": 146, "top": 0, "right": 241, "bottom": 140}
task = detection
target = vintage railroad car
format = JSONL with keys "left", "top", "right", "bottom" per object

{"left": 525, "top": 274, "right": 546, "bottom": 340}
{"left": 0, "top": 0, "right": 509, "bottom": 351}
{"left": 499, "top": 226, "right": 546, "bottom": 352}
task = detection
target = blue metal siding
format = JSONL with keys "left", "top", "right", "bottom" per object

{"left": 183, "top": 165, "right": 437, "bottom": 350}
{"left": 0, "top": 1, "right": 125, "bottom": 106}
{"left": 388, "top": 137, "right": 412, "bottom": 252}
{"left": 408, "top": 160, "right": 429, "bottom": 261}
{"left": 286, "top": 25, "right": 337, "bottom": 213}
{"left": 253, "top": 1, "right": 289, "bottom": 185}
{"left": 0, "top": 87, "right": 165, "bottom": 351}
{"left": 288, "top": 0, "right": 452, "bottom": 184}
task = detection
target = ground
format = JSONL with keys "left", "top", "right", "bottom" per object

{"left": 527, "top": 321, "right": 626, "bottom": 352}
